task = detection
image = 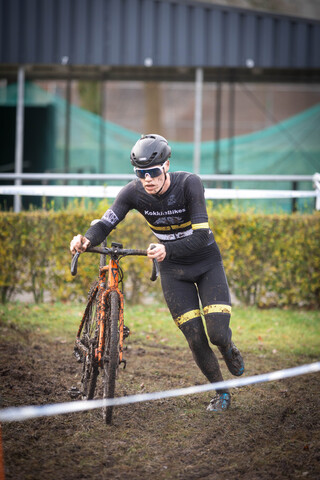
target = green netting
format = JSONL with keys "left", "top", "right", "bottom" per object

{"left": 1, "top": 82, "right": 319, "bottom": 212}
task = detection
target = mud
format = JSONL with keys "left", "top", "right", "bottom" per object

{"left": 1, "top": 323, "right": 319, "bottom": 480}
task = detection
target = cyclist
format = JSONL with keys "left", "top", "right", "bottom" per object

{"left": 70, "top": 134, "right": 244, "bottom": 412}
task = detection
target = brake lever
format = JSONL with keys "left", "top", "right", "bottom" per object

{"left": 71, "top": 251, "right": 80, "bottom": 276}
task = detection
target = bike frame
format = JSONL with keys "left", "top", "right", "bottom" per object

{"left": 96, "top": 258, "right": 125, "bottom": 367}
{"left": 72, "top": 244, "right": 159, "bottom": 412}
{"left": 75, "top": 257, "right": 125, "bottom": 369}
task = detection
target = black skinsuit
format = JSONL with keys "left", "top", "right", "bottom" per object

{"left": 85, "top": 172, "right": 232, "bottom": 392}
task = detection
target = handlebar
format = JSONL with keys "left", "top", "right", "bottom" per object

{"left": 71, "top": 245, "right": 159, "bottom": 281}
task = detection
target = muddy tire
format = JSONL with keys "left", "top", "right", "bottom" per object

{"left": 81, "top": 283, "right": 99, "bottom": 400}
{"left": 103, "top": 290, "right": 120, "bottom": 425}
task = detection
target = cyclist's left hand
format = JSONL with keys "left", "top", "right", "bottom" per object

{"left": 147, "top": 243, "right": 166, "bottom": 262}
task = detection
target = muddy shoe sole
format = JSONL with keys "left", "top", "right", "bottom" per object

{"left": 207, "top": 392, "right": 231, "bottom": 412}
{"left": 219, "top": 342, "right": 244, "bottom": 376}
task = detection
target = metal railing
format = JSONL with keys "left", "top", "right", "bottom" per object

{"left": 0, "top": 173, "right": 319, "bottom": 212}
{"left": 0, "top": 173, "right": 315, "bottom": 182}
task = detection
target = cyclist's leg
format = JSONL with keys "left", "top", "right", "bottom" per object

{"left": 160, "top": 270, "right": 228, "bottom": 393}
{"left": 197, "top": 262, "right": 244, "bottom": 377}
{"left": 197, "top": 260, "right": 232, "bottom": 348}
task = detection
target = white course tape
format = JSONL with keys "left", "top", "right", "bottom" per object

{"left": 0, "top": 362, "right": 319, "bottom": 423}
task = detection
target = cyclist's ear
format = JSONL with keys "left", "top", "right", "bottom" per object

{"left": 164, "top": 160, "right": 170, "bottom": 172}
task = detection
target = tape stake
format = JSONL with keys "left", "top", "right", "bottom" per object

{"left": 0, "top": 424, "right": 5, "bottom": 480}
{"left": 0, "top": 361, "right": 319, "bottom": 423}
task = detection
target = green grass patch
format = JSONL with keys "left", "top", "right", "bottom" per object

{"left": 231, "top": 307, "right": 320, "bottom": 358}
{"left": 0, "top": 302, "right": 319, "bottom": 360}
{"left": 0, "top": 302, "right": 83, "bottom": 342}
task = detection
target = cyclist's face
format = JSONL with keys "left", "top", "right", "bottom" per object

{"left": 137, "top": 161, "right": 170, "bottom": 195}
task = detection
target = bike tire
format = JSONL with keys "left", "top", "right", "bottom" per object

{"left": 81, "top": 281, "right": 99, "bottom": 400}
{"left": 103, "top": 290, "right": 120, "bottom": 425}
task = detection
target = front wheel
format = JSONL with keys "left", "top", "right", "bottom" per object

{"left": 81, "top": 281, "right": 99, "bottom": 400}
{"left": 103, "top": 290, "right": 120, "bottom": 424}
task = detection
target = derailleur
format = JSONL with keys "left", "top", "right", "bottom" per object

{"left": 73, "top": 345, "right": 83, "bottom": 363}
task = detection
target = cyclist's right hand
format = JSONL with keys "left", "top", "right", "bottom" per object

{"left": 70, "top": 235, "right": 91, "bottom": 254}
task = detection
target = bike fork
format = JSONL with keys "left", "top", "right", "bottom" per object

{"left": 96, "top": 288, "right": 125, "bottom": 368}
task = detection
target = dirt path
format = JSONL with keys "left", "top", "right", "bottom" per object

{"left": 1, "top": 323, "right": 319, "bottom": 480}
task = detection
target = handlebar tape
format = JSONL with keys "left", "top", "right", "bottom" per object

{"left": 149, "top": 245, "right": 159, "bottom": 281}
{"left": 71, "top": 252, "right": 80, "bottom": 276}
{"left": 150, "top": 259, "right": 159, "bottom": 282}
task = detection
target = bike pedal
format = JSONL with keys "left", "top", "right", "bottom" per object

{"left": 123, "top": 325, "right": 130, "bottom": 339}
{"left": 68, "top": 386, "right": 82, "bottom": 399}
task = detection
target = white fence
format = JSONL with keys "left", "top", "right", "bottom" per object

{"left": 1, "top": 173, "right": 319, "bottom": 211}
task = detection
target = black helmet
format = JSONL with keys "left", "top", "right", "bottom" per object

{"left": 130, "top": 134, "right": 171, "bottom": 168}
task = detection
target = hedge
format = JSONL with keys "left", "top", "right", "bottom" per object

{"left": 210, "top": 206, "right": 320, "bottom": 308}
{"left": 0, "top": 203, "right": 319, "bottom": 308}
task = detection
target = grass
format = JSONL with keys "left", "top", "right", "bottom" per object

{"left": 0, "top": 301, "right": 319, "bottom": 361}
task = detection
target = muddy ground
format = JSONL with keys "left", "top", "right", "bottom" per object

{"left": 0, "top": 320, "right": 319, "bottom": 480}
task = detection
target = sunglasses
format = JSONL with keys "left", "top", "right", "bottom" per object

{"left": 134, "top": 164, "right": 165, "bottom": 179}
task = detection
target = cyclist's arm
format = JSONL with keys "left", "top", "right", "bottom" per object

{"left": 84, "top": 182, "right": 135, "bottom": 247}
{"left": 164, "top": 229, "right": 209, "bottom": 259}
{"left": 84, "top": 221, "right": 109, "bottom": 247}
{"left": 164, "top": 174, "right": 210, "bottom": 259}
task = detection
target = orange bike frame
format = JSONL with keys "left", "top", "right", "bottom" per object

{"left": 95, "top": 258, "right": 124, "bottom": 367}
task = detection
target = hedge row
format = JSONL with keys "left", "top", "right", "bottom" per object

{"left": 0, "top": 202, "right": 158, "bottom": 305}
{"left": 0, "top": 204, "right": 319, "bottom": 308}
{"left": 211, "top": 206, "right": 320, "bottom": 308}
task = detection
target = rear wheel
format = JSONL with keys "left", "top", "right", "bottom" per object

{"left": 103, "top": 290, "right": 120, "bottom": 424}
{"left": 81, "top": 282, "right": 99, "bottom": 400}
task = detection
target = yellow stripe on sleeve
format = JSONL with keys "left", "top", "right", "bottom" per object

{"left": 192, "top": 222, "right": 209, "bottom": 230}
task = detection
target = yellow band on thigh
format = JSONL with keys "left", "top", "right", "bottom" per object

{"left": 174, "top": 309, "right": 201, "bottom": 327}
{"left": 203, "top": 304, "right": 232, "bottom": 315}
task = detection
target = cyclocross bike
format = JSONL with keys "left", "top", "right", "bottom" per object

{"left": 70, "top": 241, "right": 159, "bottom": 425}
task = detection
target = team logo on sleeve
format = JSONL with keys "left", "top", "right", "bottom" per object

{"left": 102, "top": 209, "right": 119, "bottom": 225}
